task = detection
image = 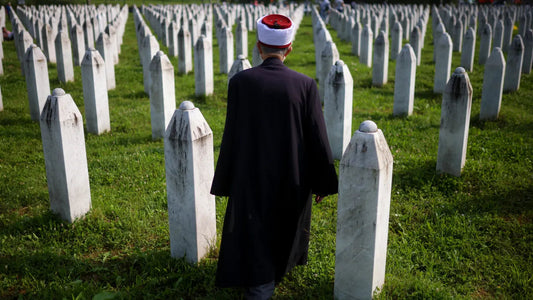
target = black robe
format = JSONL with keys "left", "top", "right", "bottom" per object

{"left": 211, "top": 57, "right": 338, "bottom": 287}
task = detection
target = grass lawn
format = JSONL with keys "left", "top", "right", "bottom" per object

{"left": 0, "top": 4, "right": 532, "bottom": 299}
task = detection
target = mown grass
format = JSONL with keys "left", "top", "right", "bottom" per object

{"left": 1, "top": 6, "right": 532, "bottom": 300}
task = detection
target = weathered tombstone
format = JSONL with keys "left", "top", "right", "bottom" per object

{"left": 164, "top": 100, "right": 216, "bottom": 264}
{"left": 168, "top": 21, "right": 179, "bottom": 57}
{"left": 324, "top": 60, "right": 353, "bottom": 160}
{"left": 372, "top": 31, "right": 389, "bottom": 87}
{"left": 24, "top": 44, "right": 50, "bottom": 121}
{"left": 19, "top": 30, "right": 33, "bottom": 76}
{"left": 218, "top": 27, "right": 234, "bottom": 74}
{"left": 319, "top": 41, "right": 340, "bottom": 101}
{"left": 390, "top": 21, "right": 402, "bottom": 60}
{"left": 351, "top": 21, "right": 362, "bottom": 56}
{"left": 235, "top": 19, "right": 248, "bottom": 58}
{"left": 452, "top": 18, "right": 463, "bottom": 52}
{"left": 434, "top": 32, "right": 453, "bottom": 94}
{"left": 194, "top": 35, "right": 214, "bottom": 96}
{"left": 493, "top": 20, "right": 504, "bottom": 51}
{"left": 178, "top": 27, "right": 193, "bottom": 74}
{"left": 410, "top": 26, "right": 422, "bottom": 66}
{"left": 55, "top": 30, "right": 74, "bottom": 83}
{"left": 360, "top": 24, "right": 373, "bottom": 67}
{"left": 71, "top": 24, "right": 85, "bottom": 67}
{"left": 479, "top": 23, "right": 492, "bottom": 65}
{"left": 503, "top": 14, "right": 513, "bottom": 52}
{"left": 150, "top": 51, "right": 176, "bottom": 140}
{"left": 83, "top": 19, "right": 95, "bottom": 49}
{"left": 433, "top": 22, "right": 446, "bottom": 62}
{"left": 41, "top": 23, "right": 56, "bottom": 63}
{"left": 228, "top": 54, "right": 251, "bottom": 83}
{"left": 39, "top": 88, "right": 91, "bottom": 223}
{"left": 480, "top": 47, "right": 505, "bottom": 121}
{"left": 393, "top": 44, "right": 416, "bottom": 117}
{"left": 142, "top": 34, "right": 160, "bottom": 95}
{"left": 522, "top": 29, "right": 533, "bottom": 74}
{"left": 461, "top": 28, "right": 476, "bottom": 72}
{"left": 95, "top": 32, "right": 116, "bottom": 90}
{"left": 252, "top": 41, "right": 263, "bottom": 67}
{"left": 504, "top": 35, "right": 524, "bottom": 93}
{"left": 335, "top": 120, "right": 393, "bottom": 300}
{"left": 81, "top": 48, "right": 110, "bottom": 135}
{"left": 436, "top": 67, "right": 473, "bottom": 177}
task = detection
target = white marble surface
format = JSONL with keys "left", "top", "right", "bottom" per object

{"left": 319, "top": 41, "right": 339, "bottom": 101}
{"left": 479, "top": 23, "right": 492, "bottom": 65}
{"left": 360, "top": 24, "right": 373, "bottom": 67}
{"left": 480, "top": 47, "right": 505, "bottom": 121}
{"left": 81, "top": 48, "right": 110, "bottom": 135}
{"left": 39, "top": 88, "right": 91, "bottom": 223}
{"left": 55, "top": 30, "right": 74, "bottom": 83}
{"left": 390, "top": 21, "right": 402, "bottom": 60}
{"left": 372, "top": 31, "right": 389, "bottom": 87}
{"left": 503, "top": 35, "right": 524, "bottom": 93}
{"left": 436, "top": 67, "right": 473, "bottom": 177}
{"left": 150, "top": 51, "right": 176, "bottom": 140}
{"left": 335, "top": 121, "right": 393, "bottom": 300}
{"left": 164, "top": 101, "right": 216, "bottom": 263}
{"left": 194, "top": 35, "right": 214, "bottom": 97}
{"left": 461, "top": 28, "right": 476, "bottom": 72}
{"left": 218, "top": 27, "right": 234, "bottom": 74}
{"left": 142, "top": 34, "right": 159, "bottom": 95}
{"left": 71, "top": 24, "right": 85, "bottom": 66}
{"left": 228, "top": 54, "right": 251, "bottom": 83}
{"left": 96, "top": 32, "right": 116, "bottom": 90}
{"left": 24, "top": 44, "right": 50, "bottom": 122}
{"left": 434, "top": 32, "right": 452, "bottom": 94}
{"left": 178, "top": 27, "right": 193, "bottom": 74}
{"left": 393, "top": 44, "right": 416, "bottom": 117}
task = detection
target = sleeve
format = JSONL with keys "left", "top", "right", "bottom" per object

{"left": 210, "top": 79, "right": 238, "bottom": 196}
{"left": 304, "top": 79, "right": 339, "bottom": 196}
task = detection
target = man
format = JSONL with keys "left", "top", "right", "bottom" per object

{"left": 211, "top": 14, "right": 338, "bottom": 299}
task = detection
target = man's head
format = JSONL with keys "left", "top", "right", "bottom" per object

{"left": 256, "top": 14, "right": 294, "bottom": 60}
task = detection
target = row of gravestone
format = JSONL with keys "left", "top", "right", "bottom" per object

{"left": 8, "top": 4, "right": 128, "bottom": 123}
{"left": 2, "top": 5, "right": 396, "bottom": 299}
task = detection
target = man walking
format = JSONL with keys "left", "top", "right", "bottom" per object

{"left": 211, "top": 14, "right": 338, "bottom": 299}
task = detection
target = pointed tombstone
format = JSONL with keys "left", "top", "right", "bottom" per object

{"left": 479, "top": 23, "right": 492, "bottom": 65}
{"left": 434, "top": 32, "right": 453, "bottom": 94}
{"left": 252, "top": 40, "right": 263, "bottom": 67}
{"left": 24, "top": 44, "right": 50, "bottom": 122}
{"left": 452, "top": 19, "right": 463, "bottom": 52}
{"left": 319, "top": 41, "right": 340, "bottom": 101}
{"left": 461, "top": 28, "right": 476, "bottom": 72}
{"left": 436, "top": 67, "right": 473, "bottom": 177}
{"left": 42, "top": 23, "right": 56, "bottom": 63}
{"left": 218, "top": 27, "right": 234, "bottom": 74}
{"left": 335, "top": 120, "right": 393, "bottom": 300}
{"left": 410, "top": 26, "right": 422, "bottom": 66}
{"left": 360, "top": 24, "right": 373, "bottom": 67}
{"left": 372, "top": 31, "right": 389, "bottom": 87}
{"left": 228, "top": 54, "right": 252, "bottom": 83}
{"left": 81, "top": 48, "right": 110, "bottom": 135}
{"left": 503, "top": 15, "right": 513, "bottom": 52}
{"left": 433, "top": 22, "right": 446, "bottom": 62}
{"left": 55, "top": 30, "right": 74, "bottom": 83}
{"left": 39, "top": 88, "right": 91, "bottom": 223}
{"left": 142, "top": 35, "right": 160, "bottom": 95}
{"left": 324, "top": 60, "right": 353, "bottom": 160}
{"left": 493, "top": 19, "right": 504, "bottom": 51}
{"left": 178, "top": 27, "right": 193, "bottom": 74}
{"left": 522, "top": 29, "right": 533, "bottom": 74}
{"left": 503, "top": 35, "right": 524, "bottom": 93}
{"left": 71, "top": 24, "right": 85, "bottom": 66}
{"left": 168, "top": 21, "right": 179, "bottom": 57}
{"left": 150, "top": 51, "right": 176, "bottom": 140}
{"left": 83, "top": 19, "right": 95, "bottom": 50}
{"left": 235, "top": 19, "right": 248, "bottom": 58}
{"left": 96, "top": 32, "right": 116, "bottom": 90}
{"left": 194, "top": 35, "right": 214, "bottom": 97}
{"left": 351, "top": 21, "right": 362, "bottom": 56}
{"left": 19, "top": 30, "right": 33, "bottom": 76}
{"left": 480, "top": 47, "right": 506, "bottom": 121}
{"left": 393, "top": 44, "right": 417, "bottom": 117}
{"left": 390, "top": 21, "right": 403, "bottom": 60}
{"left": 164, "top": 101, "right": 216, "bottom": 264}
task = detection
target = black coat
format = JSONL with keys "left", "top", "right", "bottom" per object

{"left": 211, "top": 57, "right": 338, "bottom": 287}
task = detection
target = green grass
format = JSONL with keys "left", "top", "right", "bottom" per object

{"left": 1, "top": 7, "right": 532, "bottom": 300}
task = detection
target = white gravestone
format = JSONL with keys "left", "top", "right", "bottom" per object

{"left": 71, "top": 24, "right": 85, "bottom": 66}
{"left": 142, "top": 35, "right": 160, "bottom": 95}
{"left": 42, "top": 24, "right": 56, "bottom": 63}
{"left": 461, "top": 28, "right": 476, "bottom": 72}
{"left": 218, "top": 27, "right": 234, "bottom": 74}
{"left": 479, "top": 23, "right": 492, "bottom": 65}
{"left": 81, "top": 48, "right": 111, "bottom": 135}
{"left": 150, "top": 51, "right": 176, "bottom": 140}
{"left": 324, "top": 60, "right": 353, "bottom": 160}
{"left": 228, "top": 54, "right": 252, "bottom": 84}
{"left": 351, "top": 21, "right": 362, "bottom": 57}
{"left": 493, "top": 20, "right": 504, "bottom": 51}
{"left": 96, "top": 32, "right": 116, "bottom": 90}
{"left": 480, "top": 47, "right": 506, "bottom": 121}
{"left": 194, "top": 35, "right": 214, "bottom": 97}
{"left": 434, "top": 32, "right": 453, "bottom": 94}
{"left": 178, "top": 27, "right": 193, "bottom": 74}
{"left": 390, "top": 21, "right": 403, "bottom": 60}
{"left": 522, "top": 29, "right": 533, "bottom": 74}
{"left": 410, "top": 26, "right": 422, "bottom": 66}
{"left": 235, "top": 19, "right": 248, "bottom": 58}
{"left": 335, "top": 120, "right": 393, "bottom": 300}
{"left": 24, "top": 44, "right": 50, "bottom": 121}
{"left": 393, "top": 44, "right": 417, "bottom": 117}
{"left": 39, "top": 88, "right": 91, "bottom": 223}
{"left": 320, "top": 41, "right": 340, "bottom": 101}
{"left": 503, "top": 35, "right": 524, "bottom": 93}
{"left": 360, "top": 24, "right": 373, "bottom": 67}
{"left": 372, "top": 31, "right": 389, "bottom": 87}
{"left": 55, "top": 30, "right": 74, "bottom": 83}
{"left": 436, "top": 67, "right": 473, "bottom": 177}
{"left": 164, "top": 101, "right": 216, "bottom": 263}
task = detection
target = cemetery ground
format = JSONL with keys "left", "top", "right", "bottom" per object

{"left": 1, "top": 7, "right": 532, "bottom": 300}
